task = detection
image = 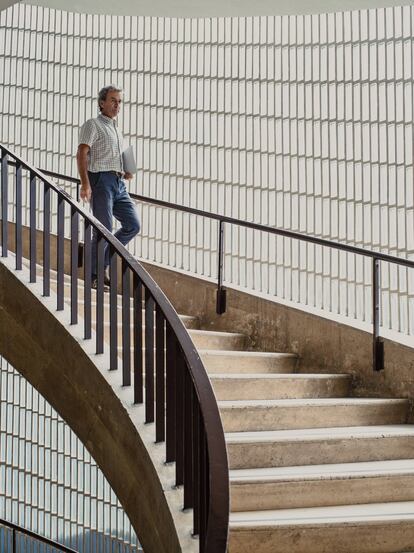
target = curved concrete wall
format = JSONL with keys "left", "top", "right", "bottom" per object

{"left": 0, "top": 260, "right": 183, "bottom": 553}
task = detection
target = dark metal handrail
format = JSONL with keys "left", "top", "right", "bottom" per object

{"left": 16, "top": 162, "right": 414, "bottom": 372}
{"left": 0, "top": 518, "right": 78, "bottom": 552}
{"left": 0, "top": 145, "right": 229, "bottom": 553}
{"left": 13, "top": 162, "right": 413, "bottom": 267}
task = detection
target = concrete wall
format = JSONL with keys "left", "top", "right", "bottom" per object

{"left": 0, "top": 259, "right": 182, "bottom": 553}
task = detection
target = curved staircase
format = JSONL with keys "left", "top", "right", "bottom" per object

{"left": 1, "top": 146, "right": 414, "bottom": 553}
{"left": 54, "top": 270, "right": 414, "bottom": 553}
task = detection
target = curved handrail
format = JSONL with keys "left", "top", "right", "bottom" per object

{"left": 7, "top": 161, "right": 413, "bottom": 269}
{"left": 0, "top": 144, "right": 229, "bottom": 553}
{"left": 0, "top": 518, "right": 78, "bottom": 552}
{"left": 9, "top": 160, "right": 413, "bottom": 372}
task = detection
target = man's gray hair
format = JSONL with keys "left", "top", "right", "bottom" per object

{"left": 98, "top": 85, "right": 123, "bottom": 111}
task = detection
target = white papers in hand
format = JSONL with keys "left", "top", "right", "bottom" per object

{"left": 122, "top": 145, "right": 137, "bottom": 174}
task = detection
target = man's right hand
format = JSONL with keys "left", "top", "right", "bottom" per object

{"left": 80, "top": 182, "right": 92, "bottom": 202}
{"left": 77, "top": 144, "right": 92, "bottom": 202}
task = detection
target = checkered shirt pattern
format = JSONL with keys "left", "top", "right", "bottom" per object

{"left": 79, "top": 113, "right": 124, "bottom": 173}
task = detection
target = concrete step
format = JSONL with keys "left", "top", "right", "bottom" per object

{"left": 52, "top": 278, "right": 247, "bottom": 350}
{"left": 230, "top": 459, "right": 414, "bottom": 511}
{"left": 199, "top": 350, "right": 298, "bottom": 374}
{"left": 51, "top": 278, "right": 146, "bottom": 304}
{"left": 226, "top": 425, "right": 414, "bottom": 469}
{"left": 96, "top": 315, "right": 198, "bottom": 334}
{"left": 188, "top": 330, "right": 248, "bottom": 351}
{"left": 78, "top": 299, "right": 200, "bottom": 329}
{"left": 100, "top": 324, "right": 247, "bottom": 350}
{"left": 219, "top": 398, "right": 409, "bottom": 432}
{"left": 210, "top": 373, "right": 351, "bottom": 400}
{"left": 228, "top": 501, "right": 414, "bottom": 553}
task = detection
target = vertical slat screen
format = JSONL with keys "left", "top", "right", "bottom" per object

{"left": 0, "top": 4, "right": 413, "bottom": 341}
{"left": 0, "top": 355, "right": 142, "bottom": 552}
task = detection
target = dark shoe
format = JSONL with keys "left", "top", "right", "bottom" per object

{"left": 91, "top": 277, "right": 109, "bottom": 292}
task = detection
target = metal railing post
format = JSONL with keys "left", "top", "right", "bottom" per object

{"left": 216, "top": 220, "right": 226, "bottom": 315}
{"left": 373, "top": 257, "right": 384, "bottom": 371}
{"left": 1, "top": 150, "right": 9, "bottom": 257}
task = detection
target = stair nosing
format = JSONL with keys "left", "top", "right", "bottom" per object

{"left": 229, "top": 500, "right": 414, "bottom": 527}
{"left": 229, "top": 459, "right": 414, "bottom": 482}
{"left": 211, "top": 373, "right": 350, "bottom": 380}
{"left": 219, "top": 398, "right": 408, "bottom": 407}
{"left": 225, "top": 425, "right": 414, "bottom": 443}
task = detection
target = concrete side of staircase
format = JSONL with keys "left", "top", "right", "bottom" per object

{"left": 0, "top": 258, "right": 195, "bottom": 553}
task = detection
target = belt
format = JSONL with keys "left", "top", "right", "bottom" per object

{"left": 108, "top": 171, "right": 123, "bottom": 177}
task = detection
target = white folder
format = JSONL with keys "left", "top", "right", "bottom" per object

{"left": 122, "top": 145, "right": 137, "bottom": 174}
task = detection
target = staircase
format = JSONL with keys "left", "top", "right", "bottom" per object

{"left": 52, "top": 273, "right": 414, "bottom": 553}
{"left": 1, "top": 144, "right": 414, "bottom": 553}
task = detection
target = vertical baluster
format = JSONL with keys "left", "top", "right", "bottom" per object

{"left": 96, "top": 234, "right": 105, "bottom": 354}
{"left": 56, "top": 195, "right": 65, "bottom": 310}
{"left": 216, "top": 220, "right": 226, "bottom": 314}
{"left": 84, "top": 220, "right": 92, "bottom": 340}
{"left": 175, "top": 348, "right": 184, "bottom": 486}
{"left": 29, "top": 171, "right": 36, "bottom": 283}
{"left": 183, "top": 370, "right": 193, "bottom": 509}
{"left": 133, "top": 274, "right": 143, "bottom": 404}
{"left": 70, "top": 207, "right": 79, "bottom": 325}
{"left": 192, "top": 399, "right": 200, "bottom": 535}
{"left": 373, "top": 257, "right": 384, "bottom": 371}
{"left": 199, "top": 424, "right": 207, "bottom": 553}
{"left": 165, "top": 322, "right": 176, "bottom": 462}
{"left": 155, "top": 304, "right": 165, "bottom": 442}
{"left": 122, "top": 260, "right": 131, "bottom": 384}
{"left": 43, "top": 183, "right": 50, "bottom": 296}
{"left": 15, "top": 162, "right": 22, "bottom": 270}
{"left": 109, "top": 245, "right": 118, "bottom": 371}
{"left": 145, "top": 288, "right": 154, "bottom": 422}
{"left": 1, "top": 151, "right": 8, "bottom": 257}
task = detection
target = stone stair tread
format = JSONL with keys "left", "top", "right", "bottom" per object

{"left": 226, "top": 425, "right": 414, "bottom": 443}
{"left": 230, "top": 459, "right": 414, "bottom": 482}
{"left": 190, "top": 329, "right": 246, "bottom": 338}
{"left": 219, "top": 398, "right": 408, "bottom": 407}
{"left": 211, "top": 373, "right": 349, "bottom": 380}
{"left": 199, "top": 350, "right": 297, "bottom": 358}
{"left": 100, "top": 314, "right": 197, "bottom": 323}
{"left": 229, "top": 500, "right": 414, "bottom": 527}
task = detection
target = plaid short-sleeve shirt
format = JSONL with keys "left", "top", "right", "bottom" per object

{"left": 79, "top": 113, "right": 124, "bottom": 172}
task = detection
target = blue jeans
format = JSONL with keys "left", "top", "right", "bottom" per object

{"left": 89, "top": 171, "right": 140, "bottom": 275}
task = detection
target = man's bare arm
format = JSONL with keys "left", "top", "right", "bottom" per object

{"left": 77, "top": 144, "right": 92, "bottom": 202}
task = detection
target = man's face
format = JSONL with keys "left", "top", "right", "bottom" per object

{"left": 100, "top": 91, "right": 122, "bottom": 119}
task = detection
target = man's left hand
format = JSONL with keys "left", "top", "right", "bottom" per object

{"left": 124, "top": 172, "right": 133, "bottom": 180}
